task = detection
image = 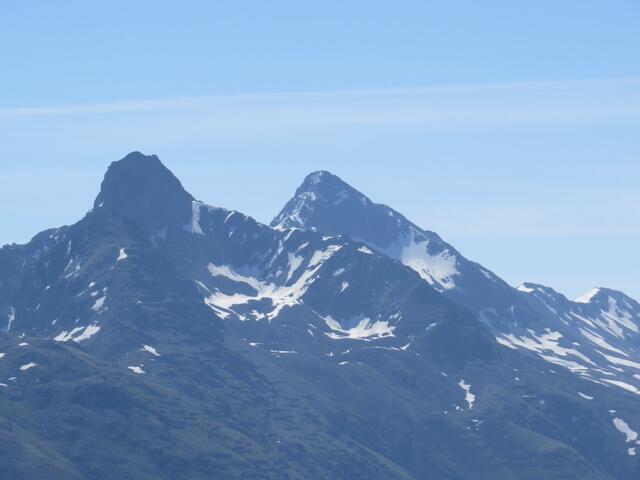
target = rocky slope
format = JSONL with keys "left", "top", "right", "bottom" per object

{"left": 0, "top": 153, "right": 639, "bottom": 479}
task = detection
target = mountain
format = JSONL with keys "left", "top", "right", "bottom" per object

{"left": 272, "top": 170, "right": 640, "bottom": 416}
{"left": 1, "top": 153, "right": 639, "bottom": 479}
{"left": 515, "top": 283, "right": 640, "bottom": 392}
{"left": 271, "top": 171, "right": 534, "bottom": 313}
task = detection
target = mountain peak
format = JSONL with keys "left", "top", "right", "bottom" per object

{"left": 517, "top": 282, "right": 564, "bottom": 295}
{"left": 516, "top": 282, "right": 573, "bottom": 308}
{"left": 302, "top": 169, "right": 345, "bottom": 187}
{"left": 271, "top": 170, "right": 377, "bottom": 232}
{"left": 93, "top": 151, "right": 194, "bottom": 233}
{"left": 271, "top": 169, "right": 455, "bottom": 263}
{"left": 574, "top": 287, "right": 602, "bottom": 304}
{"left": 574, "top": 286, "right": 637, "bottom": 307}
{"left": 297, "top": 170, "right": 367, "bottom": 203}
{"left": 120, "top": 150, "right": 161, "bottom": 165}
{"left": 304, "top": 169, "right": 331, "bottom": 182}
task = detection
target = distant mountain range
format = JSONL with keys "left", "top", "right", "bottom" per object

{"left": 1, "top": 152, "right": 638, "bottom": 479}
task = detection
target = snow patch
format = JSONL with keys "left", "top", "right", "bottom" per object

{"left": 613, "top": 417, "right": 638, "bottom": 442}
{"left": 575, "top": 288, "right": 600, "bottom": 303}
{"left": 495, "top": 329, "right": 594, "bottom": 372}
{"left": 385, "top": 231, "right": 459, "bottom": 290}
{"left": 495, "top": 336, "right": 517, "bottom": 349}
{"left": 479, "top": 269, "right": 495, "bottom": 281}
{"left": 128, "top": 366, "right": 145, "bottom": 374}
{"left": 92, "top": 296, "right": 107, "bottom": 313}
{"left": 191, "top": 201, "right": 205, "bottom": 234}
{"left": 54, "top": 326, "right": 83, "bottom": 342}
{"left": 54, "top": 324, "right": 100, "bottom": 342}
{"left": 285, "top": 253, "right": 304, "bottom": 282}
{"left": 116, "top": 248, "right": 128, "bottom": 261}
{"left": 74, "top": 324, "right": 100, "bottom": 342}
{"left": 579, "top": 329, "right": 627, "bottom": 356}
{"left": 425, "top": 322, "right": 438, "bottom": 332}
{"left": 458, "top": 379, "right": 476, "bottom": 409}
{"left": 517, "top": 285, "right": 535, "bottom": 293}
{"left": 539, "top": 355, "right": 589, "bottom": 372}
{"left": 19, "top": 362, "right": 37, "bottom": 371}
{"left": 324, "top": 315, "right": 395, "bottom": 341}
{"left": 204, "top": 244, "right": 343, "bottom": 321}
{"left": 599, "top": 352, "right": 640, "bottom": 370}
{"left": 141, "top": 344, "right": 160, "bottom": 356}
{"left": 603, "top": 379, "right": 640, "bottom": 395}
{"left": 6, "top": 307, "right": 15, "bottom": 332}
{"left": 602, "top": 296, "right": 639, "bottom": 336}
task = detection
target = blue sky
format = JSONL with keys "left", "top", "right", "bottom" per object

{"left": 1, "top": 1, "right": 639, "bottom": 299}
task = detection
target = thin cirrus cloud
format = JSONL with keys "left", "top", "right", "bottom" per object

{"left": 1, "top": 77, "right": 639, "bottom": 131}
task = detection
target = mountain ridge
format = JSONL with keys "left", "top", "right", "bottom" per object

{"left": 273, "top": 167, "right": 640, "bottom": 397}
{"left": 1, "top": 152, "right": 639, "bottom": 479}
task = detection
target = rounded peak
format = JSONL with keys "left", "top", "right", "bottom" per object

{"left": 97, "top": 152, "right": 171, "bottom": 195}
{"left": 517, "top": 282, "right": 564, "bottom": 298}
{"left": 121, "top": 150, "right": 159, "bottom": 161}
{"left": 108, "top": 151, "right": 165, "bottom": 174}
{"left": 93, "top": 152, "right": 194, "bottom": 233}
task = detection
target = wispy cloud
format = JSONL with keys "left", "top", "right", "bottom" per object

{"left": 2, "top": 77, "right": 640, "bottom": 121}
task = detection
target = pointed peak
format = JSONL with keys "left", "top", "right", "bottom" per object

{"left": 93, "top": 152, "right": 194, "bottom": 233}
{"left": 298, "top": 170, "right": 364, "bottom": 199}
{"left": 271, "top": 168, "right": 435, "bottom": 251}
{"left": 574, "top": 287, "right": 602, "bottom": 304}
{"left": 574, "top": 287, "right": 638, "bottom": 306}
{"left": 271, "top": 170, "right": 375, "bottom": 231}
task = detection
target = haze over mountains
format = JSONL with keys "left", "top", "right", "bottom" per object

{"left": 1, "top": 152, "right": 639, "bottom": 480}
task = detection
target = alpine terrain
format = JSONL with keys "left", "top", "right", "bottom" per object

{"left": 0, "top": 153, "right": 639, "bottom": 480}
